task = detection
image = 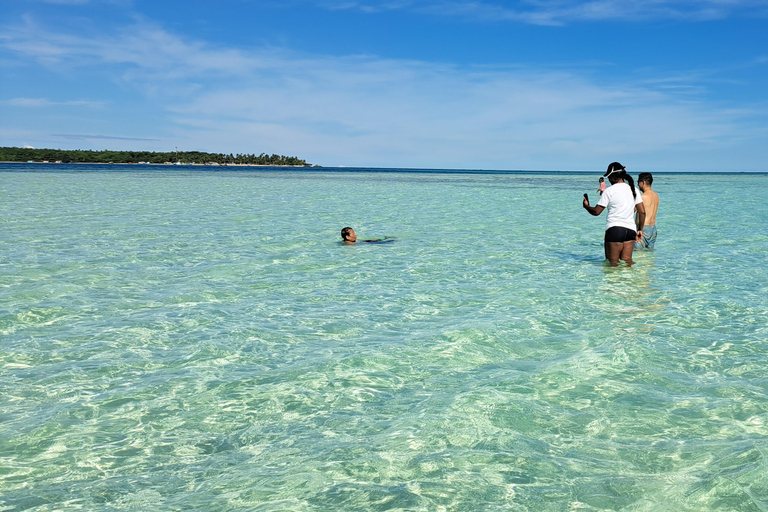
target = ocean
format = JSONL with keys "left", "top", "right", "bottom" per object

{"left": 2, "top": 163, "right": 767, "bottom": 511}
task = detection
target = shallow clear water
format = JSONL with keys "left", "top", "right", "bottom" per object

{"left": 2, "top": 164, "right": 768, "bottom": 511}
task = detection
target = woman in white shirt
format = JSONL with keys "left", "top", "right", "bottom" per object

{"left": 583, "top": 162, "right": 646, "bottom": 266}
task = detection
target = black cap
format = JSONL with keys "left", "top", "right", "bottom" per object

{"left": 603, "top": 162, "right": 626, "bottom": 177}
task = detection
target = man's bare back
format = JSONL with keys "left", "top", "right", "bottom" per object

{"left": 635, "top": 172, "right": 659, "bottom": 249}
{"left": 639, "top": 180, "right": 659, "bottom": 226}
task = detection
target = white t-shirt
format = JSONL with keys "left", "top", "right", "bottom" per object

{"left": 597, "top": 182, "right": 643, "bottom": 231}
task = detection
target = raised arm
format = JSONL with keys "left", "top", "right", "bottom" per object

{"left": 583, "top": 196, "right": 605, "bottom": 216}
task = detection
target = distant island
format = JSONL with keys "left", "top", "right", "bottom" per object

{"left": 0, "top": 147, "right": 312, "bottom": 166}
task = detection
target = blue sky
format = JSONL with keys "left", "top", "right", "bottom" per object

{"left": 1, "top": 0, "right": 767, "bottom": 171}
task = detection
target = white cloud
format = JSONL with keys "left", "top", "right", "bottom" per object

{"left": 3, "top": 97, "right": 106, "bottom": 108}
{"left": 30, "top": 0, "right": 91, "bottom": 4}
{"left": 164, "top": 56, "right": 753, "bottom": 168}
{"left": 51, "top": 133, "right": 161, "bottom": 141}
{"left": 318, "top": 0, "right": 768, "bottom": 24}
{"left": 1, "top": 15, "right": 262, "bottom": 75}
{"left": 0, "top": 16, "right": 763, "bottom": 169}
{"left": 29, "top": 0, "right": 132, "bottom": 5}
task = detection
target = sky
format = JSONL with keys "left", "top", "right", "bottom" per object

{"left": 1, "top": 0, "right": 767, "bottom": 171}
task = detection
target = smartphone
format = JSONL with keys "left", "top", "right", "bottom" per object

{"left": 583, "top": 193, "right": 589, "bottom": 203}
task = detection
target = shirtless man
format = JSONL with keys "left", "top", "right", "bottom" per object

{"left": 635, "top": 173, "right": 659, "bottom": 249}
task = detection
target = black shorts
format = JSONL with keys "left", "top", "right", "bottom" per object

{"left": 605, "top": 226, "right": 637, "bottom": 243}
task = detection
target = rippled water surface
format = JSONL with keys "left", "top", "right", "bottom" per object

{"left": 2, "top": 164, "right": 768, "bottom": 511}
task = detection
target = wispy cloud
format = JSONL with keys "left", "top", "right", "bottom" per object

{"left": 317, "top": 0, "right": 768, "bottom": 25}
{"left": 51, "top": 133, "right": 162, "bottom": 141}
{"left": 1, "top": 16, "right": 764, "bottom": 169}
{"left": 167, "top": 63, "right": 746, "bottom": 167}
{"left": 1, "top": 14, "right": 262, "bottom": 76}
{"left": 28, "top": 0, "right": 132, "bottom": 5}
{"left": 3, "top": 97, "right": 106, "bottom": 108}
{"left": 28, "top": 0, "right": 91, "bottom": 4}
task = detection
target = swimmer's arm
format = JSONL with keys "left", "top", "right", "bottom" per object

{"left": 583, "top": 198, "right": 605, "bottom": 216}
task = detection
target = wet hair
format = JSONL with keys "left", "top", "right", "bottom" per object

{"left": 638, "top": 172, "right": 653, "bottom": 185}
{"left": 604, "top": 162, "right": 637, "bottom": 199}
{"left": 341, "top": 227, "right": 354, "bottom": 240}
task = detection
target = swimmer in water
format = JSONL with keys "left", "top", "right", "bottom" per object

{"left": 341, "top": 227, "right": 383, "bottom": 244}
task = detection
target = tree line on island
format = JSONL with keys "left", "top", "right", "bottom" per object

{"left": 0, "top": 147, "right": 312, "bottom": 166}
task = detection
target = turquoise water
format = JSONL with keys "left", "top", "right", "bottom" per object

{"left": 2, "top": 164, "right": 768, "bottom": 511}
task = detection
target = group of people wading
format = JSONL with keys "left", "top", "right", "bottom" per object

{"left": 340, "top": 161, "right": 660, "bottom": 268}
{"left": 583, "top": 162, "right": 660, "bottom": 266}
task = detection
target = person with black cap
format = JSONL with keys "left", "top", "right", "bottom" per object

{"left": 582, "top": 162, "right": 646, "bottom": 266}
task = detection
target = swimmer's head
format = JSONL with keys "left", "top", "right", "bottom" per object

{"left": 638, "top": 172, "right": 653, "bottom": 185}
{"left": 341, "top": 227, "right": 356, "bottom": 242}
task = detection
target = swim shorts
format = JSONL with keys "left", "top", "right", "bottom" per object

{"left": 605, "top": 226, "right": 637, "bottom": 243}
{"left": 634, "top": 225, "right": 657, "bottom": 249}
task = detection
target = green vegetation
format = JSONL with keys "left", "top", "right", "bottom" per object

{"left": 0, "top": 147, "right": 311, "bottom": 166}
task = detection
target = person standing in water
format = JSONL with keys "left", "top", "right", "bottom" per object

{"left": 597, "top": 176, "right": 606, "bottom": 196}
{"left": 583, "top": 162, "right": 646, "bottom": 266}
{"left": 635, "top": 172, "right": 659, "bottom": 249}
